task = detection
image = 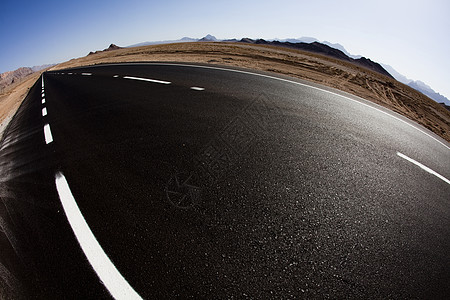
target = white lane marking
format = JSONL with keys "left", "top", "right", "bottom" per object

{"left": 42, "top": 93, "right": 45, "bottom": 97}
{"left": 42, "top": 107, "right": 47, "bottom": 116}
{"left": 190, "top": 87, "right": 205, "bottom": 91}
{"left": 42, "top": 98, "right": 46, "bottom": 104}
{"left": 123, "top": 76, "right": 171, "bottom": 85}
{"left": 113, "top": 75, "right": 119, "bottom": 78}
{"left": 68, "top": 73, "right": 73, "bottom": 75}
{"left": 44, "top": 124, "right": 53, "bottom": 144}
{"left": 397, "top": 152, "right": 450, "bottom": 185}
{"left": 55, "top": 173, "right": 143, "bottom": 300}
{"left": 82, "top": 73, "right": 92, "bottom": 76}
{"left": 128, "top": 63, "right": 449, "bottom": 150}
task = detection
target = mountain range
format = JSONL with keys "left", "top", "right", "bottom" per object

{"left": 381, "top": 64, "right": 450, "bottom": 106}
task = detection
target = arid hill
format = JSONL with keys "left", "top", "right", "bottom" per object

{"left": 0, "top": 67, "right": 34, "bottom": 89}
{"left": 0, "top": 64, "right": 55, "bottom": 92}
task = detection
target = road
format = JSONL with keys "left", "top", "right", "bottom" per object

{"left": 0, "top": 63, "right": 449, "bottom": 299}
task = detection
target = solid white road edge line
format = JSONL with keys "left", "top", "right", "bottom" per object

{"left": 42, "top": 107, "right": 47, "bottom": 116}
{"left": 55, "top": 172, "right": 143, "bottom": 300}
{"left": 397, "top": 152, "right": 450, "bottom": 185}
{"left": 44, "top": 124, "right": 53, "bottom": 144}
{"left": 123, "top": 76, "right": 171, "bottom": 85}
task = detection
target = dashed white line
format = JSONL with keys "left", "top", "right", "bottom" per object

{"left": 42, "top": 107, "right": 47, "bottom": 116}
{"left": 82, "top": 73, "right": 92, "bottom": 76}
{"left": 397, "top": 152, "right": 450, "bottom": 185}
{"left": 55, "top": 172, "right": 142, "bottom": 300}
{"left": 42, "top": 98, "right": 46, "bottom": 104}
{"left": 113, "top": 75, "right": 119, "bottom": 78}
{"left": 44, "top": 124, "right": 53, "bottom": 144}
{"left": 190, "top": 87, "right": 205, "bottom": 91}
{"left": 123, "top": 76, "right": 171, "bottom": 85}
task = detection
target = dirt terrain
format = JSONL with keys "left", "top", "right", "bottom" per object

{"left": 1, "top": 42, "right": 449, "bottom": 142}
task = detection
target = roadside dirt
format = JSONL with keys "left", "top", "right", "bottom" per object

{"left": 0, "top": 71, "right": 45, "bottom": 138}
{"left": 1, "top": 42, "right": 449, "bottom": 142}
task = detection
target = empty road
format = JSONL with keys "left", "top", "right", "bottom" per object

{"left": 1, "top": 63, "right": 449, "bottom": 299}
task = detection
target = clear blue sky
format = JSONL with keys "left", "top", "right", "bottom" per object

{"left": 1, "top": 0, "right": 449, "bottom": 98}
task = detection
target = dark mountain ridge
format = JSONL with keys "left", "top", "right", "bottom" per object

{"left": 88, "top": 44, "right": 123, "bottom": 56}
{"left": 240, "top": 38, "right": 393, "bottom": 78}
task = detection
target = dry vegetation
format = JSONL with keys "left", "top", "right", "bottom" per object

{"left": 1, "top": 42, "right": 449, "bottom": 142}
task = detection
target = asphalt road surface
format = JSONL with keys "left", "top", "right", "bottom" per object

{"left": 1, "top": 63, "right": 449, "bottom": 299}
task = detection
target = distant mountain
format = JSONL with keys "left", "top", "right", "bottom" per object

{"left": 408, "top": 81, "right": 450, "bottom": 106}
{"left": 198, "top": 34, "right": 218, "bottom": 42}
{"left": 239, "top": 38, "right": 255, "bottom": 44}
{"left": 31, "top": 64, "right": 56, "bottom": 72}
{"left": 180, "top": 37, "right": 198, "bottom": 42}
{"left": 381, "top": 64, "right": 412, "bottom": 84}
{"left": 381, "top": 64, "right": 450, "bottom": 106}
{"left": 275, "top": 37, "right": 362, "bottom": 59}
{"left": 88, "top": 44, "right": 123, "bottom": 55}
{"left": 278, "top": 37, "right": 318, "bottom": 44}
{"left": 128, "top": 35, "right": 214, "bottom": 47}
{"left": 129, "top": 37, "right": 197, "bottom": 47}
{"left": 223, "top": 38, "right": 239, "bottom": 42}
{"left": 321, "top": 41, "right": 362, "bottom": 59}
{"left": 241, "top": 38, "right": 393, "bottom": 78}
{"left": 0, "top": 67, "right": 33, "bottom": 88}
{"left": 0, "top": 64, "right": 56, "bottom": 90}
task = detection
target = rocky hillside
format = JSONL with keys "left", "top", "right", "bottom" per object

{"left": 0, "top": 67, "right": 34, "bottom": 88}
{"left": 0, "top": 64, "right": 55, "bottom": 91}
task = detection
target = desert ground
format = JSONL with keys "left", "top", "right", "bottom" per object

{"left": 1, "top": 42, "right": 449, "bottom": 142}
